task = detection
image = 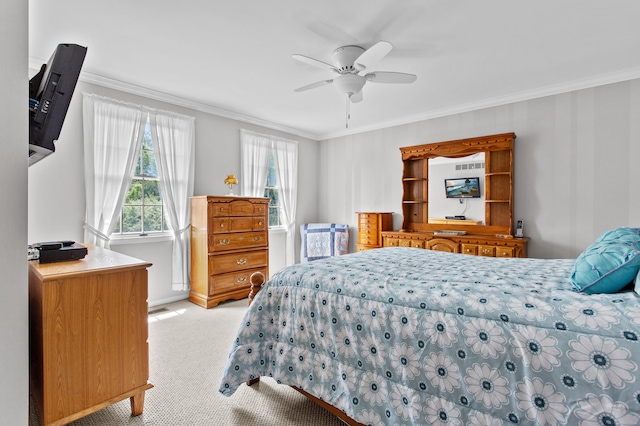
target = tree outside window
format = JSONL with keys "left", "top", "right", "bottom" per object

{"left": 113, "top": 121, "right": 169, "bottom": 235}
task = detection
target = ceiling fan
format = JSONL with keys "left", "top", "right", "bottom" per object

{"left": 292, "top": 41, "right": 417, "bottom": 127}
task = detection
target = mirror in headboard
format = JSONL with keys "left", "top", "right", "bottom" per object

{"left": 428, "top": 153, "right": 485, "bottom": 221}
{"left": 400, "top": 132, "right": 515, "bottom": 236}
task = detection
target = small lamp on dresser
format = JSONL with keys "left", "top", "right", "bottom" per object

{"left": 224, "top": 174, "right": 238, "bottom": 195}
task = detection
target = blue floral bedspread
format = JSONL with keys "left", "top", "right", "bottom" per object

{"left": 219, "top": 247, "right": 640, "bottom": 425}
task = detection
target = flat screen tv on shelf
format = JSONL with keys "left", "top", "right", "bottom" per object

{"left": 29, "top": 43, "right": 87, "bottom": 166}
{"left": 444, "top": 177, "right": 481, "bottom": 198}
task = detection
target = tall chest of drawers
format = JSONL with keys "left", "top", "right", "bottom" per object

{"left": 356, "top": 212, "right": 393, "bottom": 252}
{"left": 190, "top": 196, "right": 269, "bottom": 308}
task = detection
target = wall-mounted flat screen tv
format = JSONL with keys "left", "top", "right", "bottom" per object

{"left": 444, "top": 177, "right": 481, "bottom": 198}
{"left": 29, "top": 43, "right": 87, "bottom": 166}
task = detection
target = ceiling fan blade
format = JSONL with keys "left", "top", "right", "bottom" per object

{"left": 350, "top": 91, "right": 363, "bottom": 103}
{"left": 353, "top": 41, "right": 393, "bottom": 72}
{"left": 292, "top": 54, "right": 338, "bottom": 73}
{"left": 365, "top": 71, "right": 417, "bottom": 84}
{"left": 293, "top": 79, "right": 333, "bottom": 92}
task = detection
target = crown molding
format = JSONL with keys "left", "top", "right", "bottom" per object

{"left": 30, "top": 57, "right": 640, "bottom": 142}
{"left": 29, "top": 57, "right": 318, "bottom": 141}
{"left": 318, "top": 66, "right": 640, "bottom": 140}
{"left": 79, "top": 71, "right": 322, "bottom": 141}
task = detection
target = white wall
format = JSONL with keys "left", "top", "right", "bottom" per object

{"left": 27, "top": 81, "right": 319, "bottom": 305}
{"left": 319, "top": 79, "right": 640, "bottom": 259}
{"left": 0, "top": 0, "right": 29, "bottom": 424}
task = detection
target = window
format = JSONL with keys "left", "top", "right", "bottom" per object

{"left": 112, "top": 119, "right": 169, "bottom": 235}
{"left": 264, "top": 150, "right": 281, "bottom": 227}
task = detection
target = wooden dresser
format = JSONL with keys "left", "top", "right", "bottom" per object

{"left": 382, "top": 231, "right": 528, "bottom": 258}
{"left": 28, "top": 245, "right": 153, "bottom": 426}
{"left": 190, "top": 195, "right": 269, "bottom": 309}
{"left": 356, "top": 212, "right": 393, "bottom": 252}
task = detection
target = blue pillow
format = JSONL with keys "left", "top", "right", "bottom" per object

{"left": 635, "top": 269, "right": 640, "bottom": 295}
{"left": 595, "top": 227, "right": 640, "bottom": 248}
{"left": 572, "top": 240, "right": 640, "bottom": 294}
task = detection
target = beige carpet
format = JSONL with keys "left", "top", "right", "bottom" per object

{"left": 29, "top": 298, "right": 344, "bottom": 426}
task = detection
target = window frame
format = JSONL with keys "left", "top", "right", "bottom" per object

{"left": 111, "top": 118, "right": 171, "bottom": 239}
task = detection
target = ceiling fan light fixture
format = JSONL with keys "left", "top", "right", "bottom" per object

{"left": 333, "top": 73, "right": 366, "bottom": 96}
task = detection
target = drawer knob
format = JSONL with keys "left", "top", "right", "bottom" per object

{"left": 258, "top": 221, "right": 263, "bottom": 225}
{"left": 220, "top": 223, "right": 225, "bottom": 228}
{"left": 253, "top": 236, "right": 261, "bottom": 242}
{"left": 237, "top": 258, "right": 247, "bottom": 265}
{"left": 219, "top": 239, "right": 230, "bottom": 245}
{"left": 237, "top": 277, "right": 247, "bottom": 283}
{"left": 482, "top": 249, "right": 491, "bottom": 254}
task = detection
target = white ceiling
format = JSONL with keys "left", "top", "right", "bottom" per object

{"left": 29, "top": 0, "right": 640, "bottom": 140}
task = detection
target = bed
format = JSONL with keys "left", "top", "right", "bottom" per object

{"left": 219, "top": 233, "right": 640, "bottom": 425}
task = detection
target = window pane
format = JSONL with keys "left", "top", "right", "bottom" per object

{"left": 141, "top": 148, "right": 157, "bottom": 177}
{"left": 144, "top": 205, "right": 163, "bottom": 232}
{"left": 269, "top": 207, "right": 280, "bottom": 226}
{"left": 126, "top": 179, "right": 143, "bottom": 204}
{"left": 143, "top": 180, "right": 162, "bottom": 205}
{"left": 264, "top": 188, "right": 279, "bottom": 206}
{"left": 142, "top": 124, "right": 153, "bottom": 150}
{"left": 266, "top": 153, "right": 277, "bottom": 187}
{"left": 138, "top": 123, "right": 158, "bottom": 177}
{"left": 122, "top": 205, "right": 142, "bottom": 233}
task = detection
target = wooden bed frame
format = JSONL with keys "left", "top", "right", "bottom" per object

{"left": 246, "top": 272, "right": 364, "bottom": 426}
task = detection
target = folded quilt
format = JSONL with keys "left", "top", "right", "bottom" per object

{"left": 300, "top": 223, "right": 349, "bottom": 262}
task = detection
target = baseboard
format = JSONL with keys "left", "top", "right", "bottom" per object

{"left": 148, "top": 294, "right": 189, "bottom": 308}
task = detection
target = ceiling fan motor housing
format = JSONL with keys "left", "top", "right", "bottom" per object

{"left": 331, "top": 45, "right": 365, "bottom": 72}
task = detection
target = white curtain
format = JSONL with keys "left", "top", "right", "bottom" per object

{"left": 150, "top": 111, "right": 195, "bottom": 291}
{"left": 273, "top": 139, "right": 298, "bottom": 265}
{"left": 240, "top": 129, "right": 299, "bottom": 266}
{"left": 240, "top": 129, "right": 270, "bottom": 197}
{"left": 82, "top": 93, "right": 145, "bottom": 248}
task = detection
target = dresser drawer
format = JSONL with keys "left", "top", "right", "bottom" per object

{"left": 210, "top": 231, "right": 267, "bottom": 252}
{"left": 478, "top": 245, "right": 496, "bottom": 257}
{"left": 211, "top": 200, "right": 255, "bottom": 217}
{"left": 253, "top": 204, "right": 267, "bottom": 216}
{"left": 253, "top": 217, "right": 266, "bottom": 230}
{"left": 208, "top": 267, "right": 266, "bottom": 296}
{"left": 210, "top": 249, "right": 268, "bottom": 275}
{"left": 461, "top": 244, "right": 478, "bottom": 255}
{"left": 398, "top": 238, "right": 412, "bottom": 248}
{"left": 409, "top": 240, "right": 425, "bottom": 249}
{"left": 358, "top": 234, "right": 379, "bottom": 245}
{"left": 359, "top": 227, "right": 378, "bottom": 236}
{"left": 359, "top": 217, "right": 378, "bottom": 227}
{"left": 212, "top": 217, "right": 254, "bottom": 233}
{"left": 496, "top": 246, "right": 515, "bottom": 258}
{"left": 384, "top": 238, "right": 399, "bottom": 247}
